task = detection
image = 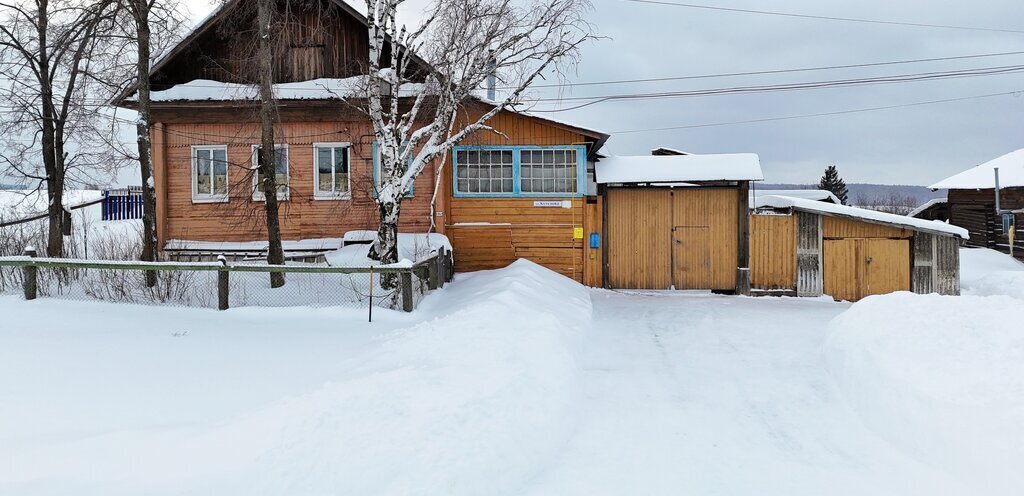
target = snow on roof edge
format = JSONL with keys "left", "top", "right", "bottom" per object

{"left": 757, "top": 195, "right": 968, "bottom": 238}
{"left": 929, "top": 148, "right": 1024, "bottom": 190}
{"left": 907, "top": 197, "right": 948, "bottom": 218}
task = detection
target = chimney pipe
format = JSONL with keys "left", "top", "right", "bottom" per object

{"left": 995, "top": 167, "right": 1002, "bottom": 213}
{"left": 486, "top": 51, "right": 496, "bottom": 101}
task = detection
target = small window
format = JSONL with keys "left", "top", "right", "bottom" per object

{"left": 373, "top": 141, "right": 414, "bottom": 198}
{"left": 314, "top": 143, "right": 351, "bottom": 199}
{"left": 520, "top": 148, "right": 577, "bottom": 194}
{"left": 192, "top": 145, "right": 228, "bottom": 203}
{"left": 456, "top": 149, "right": 514, "bottom": 194}
{"left": 251, "top": 144, "right": 289, "bottom": 201}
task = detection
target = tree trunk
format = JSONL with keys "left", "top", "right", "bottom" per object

{"left": 134, "top": 4, "right": 157, "bottom": 286}
{"left": 38, "top": 0, "right": 64, "bottom": 258}
{"left": 257, "top": 0, "right": 285, "bottom": 288}
{"left": 370, "top": 198, "right": 401, "bottom": 290}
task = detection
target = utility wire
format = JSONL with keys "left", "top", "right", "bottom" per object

{"left": 622, "top": 0, "right": 1024, "bottom": 35}
{"left": 528, "top": 64, "right": 1024, "bottom": 111}
{"left": 609, "top": 89, "right": 1023, "bottom": 134}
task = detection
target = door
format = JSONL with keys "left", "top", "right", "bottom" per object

{"left": 673, "top": 227, "right": 711, "bottom": 289}
{"left": 823, "top": 239, "right": 910, "bottom": 301}
{"left": 606, "top": 188, "right": 672, "bottom": 289}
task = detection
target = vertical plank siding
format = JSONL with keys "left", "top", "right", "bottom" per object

{"left": 583, "top": 196, "right": 604, "bottom": 287}
{"left": 822, "top": 216, "right": 912, "bottom": 239}
{"left": 750, "top": 214, "right": 796, "bottom": 291}
{"left": 605, "top": 189, "right": 672, "bottom": 289}
{"left": 912, "top": 232, "right": 936, "bottom": 295}
{"left": 935, "top": 235, "right": 961, "bottom": 295}
{"left": 672, "top": 188, "right": 738, "bottom": 290}
{"left": 795, "top": 211, "right": 823, "bottom": 297}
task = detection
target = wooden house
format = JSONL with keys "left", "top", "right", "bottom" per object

{"left": 593, "top": 153, "right": 763, "bottom": 292}
{"left": 750, "top": 195, "right": 965, "bottom": 301}
{"left": 930, "top": 149, "right": 1024, "bottom": 258}
{"left": 114, "top": 0, "right": 609, "bottom": 282}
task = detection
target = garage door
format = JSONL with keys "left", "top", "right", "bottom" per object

{"left": 823, "top": 238, "right": 910, "bottom": 301}
{"left": 606, "top": 188, "right": 738, "bottom": 290}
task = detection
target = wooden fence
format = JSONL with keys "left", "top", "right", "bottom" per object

{"left": 0, "top": 246, "right": 454, "bottom": 313}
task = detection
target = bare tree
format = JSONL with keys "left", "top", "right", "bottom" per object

{"left": 363, "top": 0, "right": 594, "bottom": 287}
{"left": 114, "top": 0, "right": 185, "bottom": 284}
{"left": 0, "top": 0, "right": 118, "bottom": 256}
{"left": 254, "top": 0, "right": 286, "bottom": 287}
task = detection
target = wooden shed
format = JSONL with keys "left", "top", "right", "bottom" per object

{"left": 750, "top": 195, "right": 967, "bottom": 301}
{"left": 594, "top": 153, "right": 764, "bottom": 292}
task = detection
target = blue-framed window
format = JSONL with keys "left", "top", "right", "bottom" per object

{"left": 453, "top": 145, "right": 587, "bottom": 197}
{"left": 372, "top": 141, "right": 414, "bottom": 198}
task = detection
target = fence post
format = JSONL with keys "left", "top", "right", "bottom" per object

{"left": 217, "top": 255, "right": 229, "bottom": 311}
{"left": 22, "top": 247, "right": 37, "bottom": 300}
{"left": 427, "top": 252, "right": 440, "bottom": 290}
{"left": 437, "top": 247, "right": 446, "bottom": 288}
{"left": 401, "top": 271, "right": 414, "bottom": 312}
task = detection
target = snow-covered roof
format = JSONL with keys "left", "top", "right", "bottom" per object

{"left": 908, "top": 197, "right": 948, "bottom": 218}
{"left": 136, "top": 77, "right": 426, "bottom": 102}
{"left": 595, "top": 153, "right": 763, "bottom": 184}
{"left": 751, "top": 189, "right": 839, "bottom": 206}
{"left": 756, "top": 195, "right": 968, "bottom": 238}
{"left": 930, "top": 148, "right": 1024, "bottom": 190}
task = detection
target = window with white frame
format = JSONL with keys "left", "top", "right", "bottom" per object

{"left": 314, "top": 143, "right": 351, "bottom": 198}
{"left": 455, "top": 148, "right": 514, "bottom": 194}
{"left": 520, "top": 148, "right": 578, "bottom": 194}
{"left": 251, "top": 144, "right": 289, "bottom": 200}
{"left": 192, "top": 145, "right": 228, "bottom": 202}
{"left": 453, "top": 146, "right": 582, "bottom": 196}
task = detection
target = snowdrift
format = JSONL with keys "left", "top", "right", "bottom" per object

{"left": 960, "top": 247, "right": 1024, "bottom": 299}
{"left": 0, "top": 259, "right": 592, "bottom": 496}
{"left": 825, "top": 292, "right": 1024, "bottom": 493}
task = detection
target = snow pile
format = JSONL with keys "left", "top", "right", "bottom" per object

{"left": 960, "top": 247, "right": 1024, "bottom": 299}
{"left": 0, "top": 259, "right": 591, "bottom": 495}
{"left": 825, "top": 292, "right": 1024, "bottom": 494}
{"left": 326, "top": 231, "right": 452, "bottom": 267}
{"left": 0, "top": 189, "right": 103, "bottom": 219}
{"left": 930, "top": 148, "right": 1024, "bottom": 189}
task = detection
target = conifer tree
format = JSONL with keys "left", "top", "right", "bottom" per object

{"left": 818, "top": 165, "right": 849, "bottom": 205}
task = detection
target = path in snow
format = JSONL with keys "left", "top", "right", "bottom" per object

{"left": 528, "top": 291, "right": 966, "bottom": 496}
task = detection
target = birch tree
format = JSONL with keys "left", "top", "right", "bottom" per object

{"left": 363, "top": 0, "right": 593, "bottom": 286}
{"left": 0, "top": 0, "right": 117, "bottom": 257}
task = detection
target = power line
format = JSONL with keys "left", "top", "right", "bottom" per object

{"left": 512, "top": 50, "right": 1024, "bottom": 90}
{"left": 528, "top": 64, "right": 1024, "bottom": 111}
{"left": 622, "top": 0, "right": 1024, "bottom": 35}
{"left": 609, "top": 89, "right": 1023, "bottom": 134}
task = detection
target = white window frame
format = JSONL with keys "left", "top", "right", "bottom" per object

{"left": 250, "top": 144, "right": 290, "bottom": 201}
{"left": 312, "top": 142, "right": 352, "bottom": 200}
{"left": 191, "top": 145, "right": 229, "bottom": 203}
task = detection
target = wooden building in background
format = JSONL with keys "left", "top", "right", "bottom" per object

{"left": 750, "top": 195, "right": 965, "bottom": 301}
{"left": 930, "top": 149, "right": 1024, "bottom": 258}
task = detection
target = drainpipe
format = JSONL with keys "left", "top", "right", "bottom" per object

{"left": 994, "top": 167, "right": 1002, "bottom": 214}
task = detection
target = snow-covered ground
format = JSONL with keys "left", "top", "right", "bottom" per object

{"left": 0, "top": 250, "right": 1022, "bottom": 494}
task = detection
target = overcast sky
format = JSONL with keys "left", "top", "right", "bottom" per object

{"left": 184, "top": 0, "right": 1024, "bottom": 186}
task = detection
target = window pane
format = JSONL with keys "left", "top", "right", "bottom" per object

{"left": 337, "top": 172, "right": 350, "bottom": 193}
{"left": 334, "top": 147, "right": 348, "bottom": 174}
{"left": 196, "top": 150, "right": 211, "bottom": 195}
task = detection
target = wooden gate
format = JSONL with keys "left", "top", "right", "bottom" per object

{"left": 750, "top": 214, "right": 796, "bottom": 290}
{"left": 823, "top": 238, "right": 910, "bottom": 301}
{"left": 606, "top": 187, "right": 737, "bottom": 290}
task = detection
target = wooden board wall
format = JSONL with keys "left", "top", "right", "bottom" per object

{"left": 443, "top": 107, "right": 595, "bottom": 282}
{"left": 157, "top": 120, "right": 436, "bottom": 244}
{"left": 823, "top": 238, "right": 910, "bottom": 301}
{"left": 750, "top": 214, "right": 796, "bottom": 291}
{"left": 583, "top": 196, "right": 603, "bottom": 287}
{"left": 822, "top": 216, "right": 912, "bottom": 239}
{"left": 605, "top": 187, "right": 739, "bottom": 290}
{"left": 912, "top": 232, "right": 961, "bottom": 296}
{"left": 948, "top": 188, "right": 1024, "bottom": 257}
{"left": 673, "top": 188, "right": 738, "bottom": 290}
{"left": 605, "top": 188, "right": 672, "bottom": 289}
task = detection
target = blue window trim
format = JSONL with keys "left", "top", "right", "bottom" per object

{"left": 372, "top": 141, "right": 414, "bottom": 199}
{"left": 452, "top": 145, "right": 587, "bottom": 198}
